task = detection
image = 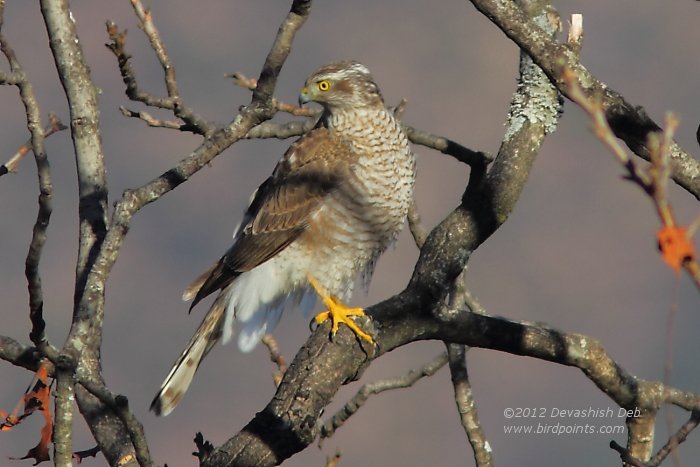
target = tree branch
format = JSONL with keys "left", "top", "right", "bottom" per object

{"left": 469, "top": 0, "right": 700, "bottom": 200}
{"left": 244, "top": 118, "right": 317, "bottom": 140}
{"left": 317, "top": 352, "right": 448, "bottom": 444}
{"left": 0, "top": 11, "right": 63, "bottom": 351}
{"left": 402, "top": 124, "right": 494, "bottom": 167}
{"left": 446, "top": 344, "right": 492, "bottom": 467}
{"left": 233, "top": 71, "right": 492, "bottom": 168}
{"left": 77, "top": 379, "right": 154, "bottom": 467}
{"left": 0, "top": 336, "right": 45, "bottom": 373}
{"left": 261, "top": 335, "right": 288, "bottom": 387}
{"left": 49, "top": 0, "right": 311, "bottom": 463}
{"left": 407, "top": 196, "right": 428, "bottom": 249}
{"left": 565, "top": 72, "right": 700, "bottom": 291}
{"left": 650, "top": 410, "right": 700, "bottom": 466}
{"left": 229, "top": 72, "right": 317, "bottom": 117}
{"left": 105, "top": 7, "right": 215, "bottom": 136}
{"left": 0, "top": 113, "right": 65, "bottom": 177}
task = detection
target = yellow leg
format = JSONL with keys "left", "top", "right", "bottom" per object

{"left": 307, "top": 274, "right": 374, "bottom": 344}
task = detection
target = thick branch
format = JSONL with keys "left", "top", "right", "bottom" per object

{"left": 41, "top": 0, "right": 109, "bottom": 310}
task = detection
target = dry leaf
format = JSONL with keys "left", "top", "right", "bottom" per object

{"left": 5, "top": 363, "right": 53, "bottom": 465}
{"left": 657, "top": 225, "right": 695, "bottom": 273}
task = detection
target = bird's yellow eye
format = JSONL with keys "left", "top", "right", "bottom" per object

{"left": 317, "top": 80, "right": 331, "bottom": 92}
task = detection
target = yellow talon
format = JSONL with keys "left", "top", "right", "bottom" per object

{"left": 307, "top": 274, "right": 374, "bottom": 344}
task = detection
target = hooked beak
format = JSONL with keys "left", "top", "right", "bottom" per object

{"left": 298, "top": 87, "right": 311, "bottom": 106}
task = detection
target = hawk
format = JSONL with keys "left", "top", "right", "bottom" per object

{"left": 151, "top": 61, "right": 416, "bottom": 416}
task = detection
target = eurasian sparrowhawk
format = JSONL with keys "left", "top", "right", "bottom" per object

{"left": 151, "top": 61, "right": 416, "bottom": 416}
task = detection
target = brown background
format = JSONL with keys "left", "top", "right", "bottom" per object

{"left": 2, "top": 0, "right": 700, "bottom": 465}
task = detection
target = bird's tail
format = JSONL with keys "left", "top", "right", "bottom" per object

{"left": 150, "top": 292, "right": 227, "bottom": 416}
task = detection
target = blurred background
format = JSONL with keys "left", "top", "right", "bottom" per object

{"left": 2, "top": 0, "right": 700, "bottom": 465}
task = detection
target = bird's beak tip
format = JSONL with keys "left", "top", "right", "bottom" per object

{"left": 298, "top": 87, "right": 310, "bottom": 106}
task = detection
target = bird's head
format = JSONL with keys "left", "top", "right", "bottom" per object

{"left": 299, "top": 60, "right": 384, "bottom": 112}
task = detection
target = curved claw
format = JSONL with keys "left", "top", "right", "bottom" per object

{"left": 307, "top": 274, "right": 374, "bottom": 344}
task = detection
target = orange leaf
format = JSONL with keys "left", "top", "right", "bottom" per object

{"left": 657, "top": 226, "right": 696, "bottom": 273}
{"left": 5, "top": 362, "right": 54, "bottom": 465}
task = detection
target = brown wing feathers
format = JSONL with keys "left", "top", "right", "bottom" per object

{"left": 185, "top": 129, "right": 352, "bottom": 309}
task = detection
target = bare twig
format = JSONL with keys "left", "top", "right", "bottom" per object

{"left": 25, "top": 130, "right": 62, "bottom": 353}
{"left": 128, "top": 0, "right": 178, "bottom": 98}
{"left": 470, "top": 0, "right": 700, "bottom": 200}
{"left": 193, "top": 432, "right": 215, "bottom": 465}
{"left": 650, "top": 410, "right": 700, "bottom": 466}
{"left": 318, "top": 352, "right": 448, "bottom": 444}
{"left": 609, "top": 409, "right": 700, "bottom": 467}
{"left": 566, "top": 14, "right": 583, "bottom": 55}
{"left": 72, "top": 445, "right": 100, "bottom": 464}
{"left": 407, "top": 197, "right": 428, "bottom": 249}
{"left": 228, "top": 71, "right": 318, "bottom": 117}
{"left": 0, "top": 113, "right": 66, "bottom": 177}
{"left": 105, "top": 22, "right": 171, "bottom": 109}
{"left": 446, "top": 344, "right": 492, "bottom": 467}
{"left": 119, "top": 106, "right": 197, "bottom": 132}
{"left": 0, "top": 336, "right": 45, "bottom": 373}
{"left": 564, "top": 71, "right": 700, "bottom": 291}
{"left": 232, "top": 72, "right": 493, "bottom": 171}
{"left": 1, "top": 30, "right": 62, "bottom": 351}
{"left": 462, "top": 289, "right": 486, "bottom": 315}
{"left": 325, "top": 450, "right": 341, "bottom": 467}
{"left": 244, "top": 119, "right": 317, "bottom": 139}
{"left": 105, "top": 20, "right": 214, "bottom": 135}
{"left": 394, "top": 97, "right": 494, "bottom": 168}
{"left": 392, "top": 98, "right": 408, "bottom": 119}
{"left": 40, "top": 4, "right": 104, "bottom": 462}
{"left": 77, "top": 378, "right": 154, "bottom": 467}
{"left": 261, "top": 335, "right": 288, "bottom": 387}
{"left": 610, "top": 440, "right": 646, "bottom": 467}
{"left": 403, "top": 124, "right": 493, "bottom": 167}
{"left": 1, "top": 14, "right": 72, "bottom": 463}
